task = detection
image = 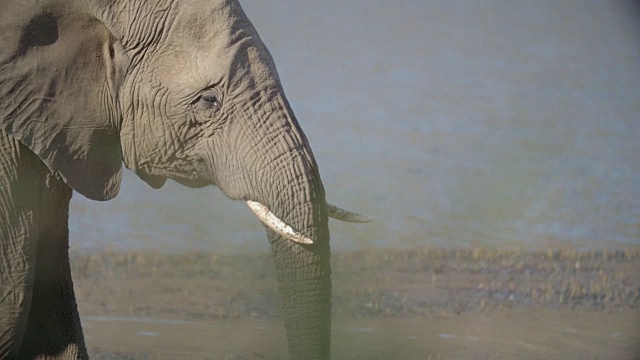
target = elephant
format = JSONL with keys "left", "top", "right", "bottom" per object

{"left": 0, "top": 0, "right": 370, "bottom": 359}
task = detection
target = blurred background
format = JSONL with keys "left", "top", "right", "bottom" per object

{"left": 70, "top": 0, "right": 640, "bottom": 253}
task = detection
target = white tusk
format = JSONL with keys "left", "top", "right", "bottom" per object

{"left": 327, "top": 203, "right": 373, "bottom": 223}
{"left": 246, "top": 200, "right": 314, "bottom": 245}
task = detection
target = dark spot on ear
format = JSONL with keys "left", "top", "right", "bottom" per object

{"left": 108, "top": 43, "right": 115, "bottom": 59}
{"left": 22, "top": 14, "right": 58, "bottom": 49}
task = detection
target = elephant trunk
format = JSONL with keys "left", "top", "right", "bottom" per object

{"left": 238, "top": 92, "right": 332, "bottom": 359}
{"left": 266, "top": 179, "right": 331, "bottom": 359}
{"left": 258, "top": 146, "right": 331, "bottom": 359}
{"left": 264, "top": 121, "right": 331, "bottom": 359}
{"left": 268, "top": 214, "right": 331, "bottom": 360}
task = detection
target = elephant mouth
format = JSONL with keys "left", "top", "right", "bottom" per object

{"left": 174, "top": 177, "right": 210, "bottom": 188}
{"left": 246, "top": 200, "right": 371, "bottom": 244}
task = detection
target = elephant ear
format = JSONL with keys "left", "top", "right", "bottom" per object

{"left": 0, "top": 11, "right": 126, "bottom": 200}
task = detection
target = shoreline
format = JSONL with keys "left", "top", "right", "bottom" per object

{"left": 71, "top": 248, "right": 640, "bottom": 358}
{"left": 72, "top": 247, "right": 640, "bottom": 315}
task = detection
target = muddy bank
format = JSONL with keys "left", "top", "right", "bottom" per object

{"left": 72, "top": 248, "right": 640, "bottom": 316}
{"left": 71, "top": 248, "right": 640, "bottom": 358}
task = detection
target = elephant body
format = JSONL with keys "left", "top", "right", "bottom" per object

{"left": 0, "top": 0, "right": 369, "bottom": 358}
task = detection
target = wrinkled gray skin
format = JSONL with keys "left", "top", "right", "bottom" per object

{"left": 0, "top": 0, "right": 333, "bottom": 358}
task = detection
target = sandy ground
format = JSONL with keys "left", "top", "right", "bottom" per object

{"left": 71, "top": 248, "right": 640, "bottom": 359}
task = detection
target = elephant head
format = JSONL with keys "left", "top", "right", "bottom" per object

{"left": 0, "top": 0, "right": 369, "bottom": 358}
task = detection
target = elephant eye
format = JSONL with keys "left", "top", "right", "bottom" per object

{"left": 200, "top": 94, "right": 221, "bottom": 108}
{"left": 192, "top": 89, "right": 222, "bottom": 119}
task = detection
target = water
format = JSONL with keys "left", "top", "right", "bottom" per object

{"left": 69, "top": 0, "right": 640, "bottom": 253}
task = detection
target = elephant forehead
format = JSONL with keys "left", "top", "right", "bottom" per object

{"left": 171, "top": 0, "right": 245, "bottom": 43}
{"left": 152, "top": 20, "right": 279, "bottom": 97}
{"left": 148, "top": 0, "right": 262, "bottom": 84}
{"left": 150, "top": 41, "right": 232, "bottom": 92}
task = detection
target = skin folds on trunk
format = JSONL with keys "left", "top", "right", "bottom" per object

{"left": 227, "top": 91, "right": 332, "bottom": 359}
{"left": 259, "top": 141, "right": 332, "bottom": 360}
{"left": 268, "top": 220, "right": 331, "bottom": 359}
{"left": 254, "top": 130, "right": 332, "bottom": 360}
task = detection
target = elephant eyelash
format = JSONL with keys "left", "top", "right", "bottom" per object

{"left": 199, "top": 93, "right": 221, "bottom": 108}
{"left": 191, "top": 80, "right": 224, "bottom": 106}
